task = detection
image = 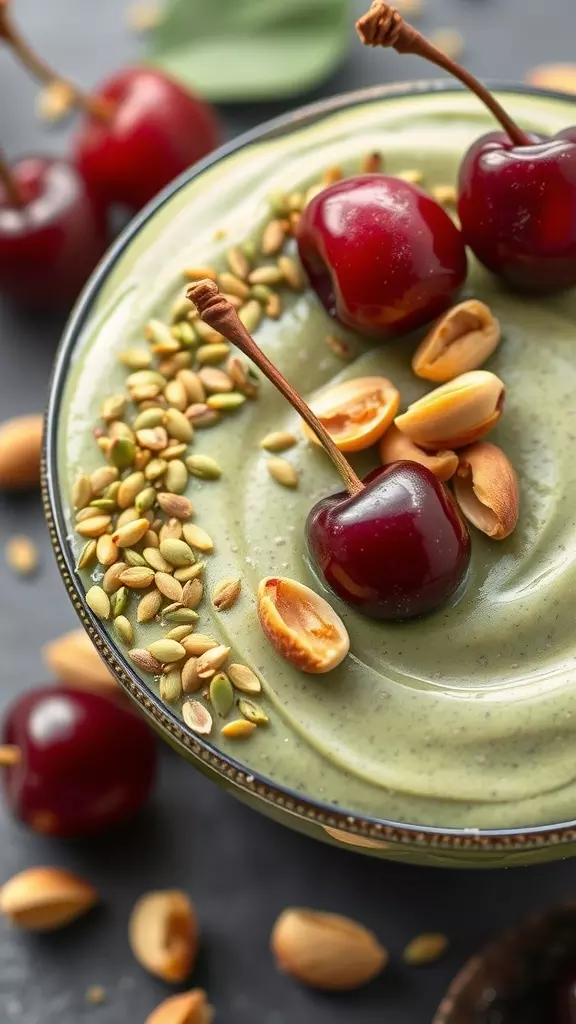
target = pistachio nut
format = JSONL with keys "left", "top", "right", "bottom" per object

{"left": 412, "top": 300, "right": 501, "bottom": 383}
{"left": 394, "top": 370, "right": 504, "bottom": 450}
{"left": 453, "top": 441, "right": 520, "bottom": 540}
{"left": 0, "top": 866, "right": 97, "bottom": 932}
{"left": 378, "top": 424, "right": 458, "bottom": 482}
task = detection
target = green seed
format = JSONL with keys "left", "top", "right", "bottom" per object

{"left": 114, "top": 615, "right": 134, "bottom": 646}
{"left": 268, "top": 192, "right": 289, "bottom": 217}
{"left": 163, "top": 608, "right": 199, "bottom": 625}
{"left": 105, "top": 481, "right": 121, "bottom": 503}
{"left": 159, "top": 538, "right": 195, "bottom": 568}
{"left": 174, "top": 563, "right": 204, "bottom": 583}
{"left": 210, "top": 672, "right": 234, "bottom": 717}
{"left": 89, "top": 498, "right": 117, "bottom": 511}
{"left": 164, "top": 460, "right": 188, "bottom": 495}
{"left": 238, "top": 698, "right": 269, "bottom": 726}
{"left": 90, "top": 466, "right": 119, "bottom": 495}
{"left": 170, "top": 293, "right": 194, "bottom": 323}
{"left": 133, "top": 408, "right": 165, "bottom": 430}
{"left": 111, "top": 586, "right": 128, "bottom": 617}
{"left": 238, "top": 300, "right": 262, "bottom": 333}
{"left": 145, "top": 318, "right": 175, "bottom": 347}
{"left": 109, "top": 437, "right": 136, "bottom": 469}
{"left": 86, "top": 585, "right": 110, "bottom": 620}
{"left": 76, "top": 539, "right": 97, "bottom": 570}
{"left": 165, "top": 624, "right": 193, "bottom": 642}
{"left": 250, "top": 283, "right": 272, "bottom": 303}
{"left": 118, "top": 348, "right": 152, "bottom": 370}
{"left": 147, "top": 639, "right": 186, "bottom": 663}
{"left": 135, "top": 486, "right": 156, "bottom": 513}
{"left": 185, "top": 454, "right": 222, "bottom": 480}
{"left": 196, "top": 343, "right": 230, "bottom": 366}
{"left": 206, "top": 392, "right": 246, "bottom": 411}
{"left": 144, "top": 458, "right": 167, "bottom": 481}
{"left": 164, "top": 408, "right": 193, "bottom": 444}
{"left": 124, "top": 548, "right": 148, "bottom": 568}
{"left": 126, "top": 369, "right": 167, "bottom": 390}
{"left": 173, "top": 321, "right": 197, "bottom": 348}
{"left": 241, "top": 239, "right": 257, "bottom": 261}
{"left": 160, "top": 668, "right": 182, "bottom": 704}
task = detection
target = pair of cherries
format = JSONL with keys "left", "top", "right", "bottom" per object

{"left": 0, "top": 3, "right": 220, "bottom": 308}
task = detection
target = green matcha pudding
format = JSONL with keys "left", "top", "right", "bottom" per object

{"left": 57, "top": 87, "right": 576, "bottom": 839}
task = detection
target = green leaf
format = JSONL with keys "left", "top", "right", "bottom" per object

{"left": 146, "top": 0, "right": 350, "bottom": 103}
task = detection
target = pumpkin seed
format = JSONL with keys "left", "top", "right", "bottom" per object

{"left": 109, "top": 437, "right": 136, "bottom": 469}
{"left": 261, "top": 219, "right": 286, "bottom": 256}
{"left": 182, "top": 524, "right": 214, "bottom": 552}
{"left": 403, "top": 933, "right": 449, "bottom": 966}
{"left": 160, "top": 668, "right": 182, "bottom": 704}
{"left": 182, "top": 657, "right": 202, "bottom": 693}
{"left": 196, "top": 645, "right": 230, "bottom": 679}
{"left": 76, "top": 515, "right": 112, "bottom": 538}
{"left": 144, "top": 457, "right": 167, "bottom": 481}
{"left": 238, "top": 300, "right": 262, "bottom": 333}
{"left": 210, "top": 672, "right": 234, "bottom": 717}
{"left": 135, "top": 486, "right": 156, "bottom": 513}
{"left": 163, "top": 608, "right": 199, "bottom": 625}
{"left": 221, "top": 719, "right": 256, "bottom": 739}
{"left": 183, "top": 635, "right": 218, "bottom": 657}
{"left": 119, "top": 566, "right": 155, "bottom": 589}
{"left": 155, "top": 572, "right": 183, "bottom": 603}
{"left": 174, "top": 562, "right": 204, "bottom": 583}
{"left": 103, "top": 562, "right": 128, "bottom": 594}
{"left": 72, "top": 474, "right": 93, "bottom": 509}
{"left": 182, "top": 700, "right": 212, "bottom": 735}
{"left": 164, "top": 460, "right": 189, "bottom": 494}
{"left": 101, "top": 394, "right": 126, "bottom": 422}
{"left": 184, "top": 265, "right": 217, "bottom": 282}
{"left": 119, "top": 348, "right": 152, "bottom": 370}
{"left": 164, "top": 408, "right": 193, "bottom": 443}
{"left": 238, "top": 698, "right": 269, "bottom": 726}
{"left": 114, "top": 615, "right": 134, "bottom": 646}
{"left": 89, "top": 498, "right": 117, "bottom": 512}
{"left": 185, "top": 403, "right": 220, "bottom": 427}
{"left": 96, "top": 534, "right": 119, "bottom": 567}
{"left": 86, "top": 586, "right": 110, "bottom": 620}
{"left": 137, "top": 588, "right": 162, "bottom": 623}
{"left": 260, "top": 431, "right": 297, "bottom": 453}
{"left": 159, "top": 538, "right": 195, "bottom": 567}
{"left": 206, "top": 392, "right": 246, "bottom": 411}
{"left": 143, "top": 547, "right": 173, "bottom": 573}
{"left": 217, "top": 272, "right": 250, "bottom": 300}
{"left": 196, "top": 343, "right": 230, "bottom": 366}
{"left": 185, "top": 454, "right": 221, "bottom": 480}
{"left": 147, "top": 639, "right": 186, "bottom": 663}
{"left": 226, "top": 246, "right": 250, "bottom": 279}
{"left": 76, "top": 539, "right": 97, "bottom": 570}
{"left": 177, "top": 369, "right": 205, "bottom": 404}
{"left": 136, "top": 426, "right": 168, "bottom": 451}
{"left": 110, "top": 586, "right": 128, "bottom": 617}
{"left": 248, "top": 265, "right": 284, "bottom": 286}
{"left": 112, "top": 518, "right": 150, "bottom": 548}
{"left": 227, "top": 663, "right": 261, "bottom": 695}
{"left": 267, "top": 457, "right": 299, "bottom": 488}
{"left": 278, "top": 255, "right": 305, "bottom": 290}
{"left": 159, "top": 519, "right": 183, "bottom": 543}
{"left": 117, "top": 472, "right": 145, "bottom": 509}
{"left": 165, "top": 625, "right": 193, "bottom": 642}
{"left": 133, "top": 407, "right": 165, "bottom": 431}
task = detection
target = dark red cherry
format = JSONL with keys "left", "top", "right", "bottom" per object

{"left": 0, "top": 687, "right": 156, "bottom": 837}
{"left": 297, "top": 174, "right": 467, "bottom": 338}
{"left": 306, "top": 461, "right": 471, "bottom": 620}
{"left": 0, "top": 156, "right": 108, "bottom": 309}
{"left": 74, "top": 68, "right": 222, "bottom": 211}
{"left": 458, "top": 131, "right": 576, "bottom": 292}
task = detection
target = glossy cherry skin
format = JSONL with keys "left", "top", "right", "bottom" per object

{"left": 0, "top": 157, "right": 108, "bottom": 309}
{"left": 1, "top": 687, "right": 157, "bottom": 837}
{"left": 74, "top": 68, "right": 222, "bottom": 211}
{"left": 458, "top": 130, "right": 576, "bottom": 292}
{"left": 306, "top": 461, "right": 471, "bottom": 621}
{"left": 297, "top": 174, "right": 467, "bottom": 338}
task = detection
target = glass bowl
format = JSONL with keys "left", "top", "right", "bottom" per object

{"left": 43, "top": 80, "right": 576, "bottom": 868}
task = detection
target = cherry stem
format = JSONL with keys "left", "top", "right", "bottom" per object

{"left": 0, "top": 1, "right": 112, "bottom": 121}
{"left": 0, "top": 147, "right": 23, "bottom": 206}
{"left": 356, "top": 2, "right": 532, "bottom": 147}
{"left": 187, "top": 281, "right": 365, "bottom": 497}
{"left": 0, "top": 745, "right": 21, "bottom": 767}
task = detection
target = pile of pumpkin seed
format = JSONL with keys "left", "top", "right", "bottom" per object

{"left": 70, "top": 150, "right": 451, "bottom": 741}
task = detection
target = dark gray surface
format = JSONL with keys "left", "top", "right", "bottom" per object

{"left": 1, "top": 1, "right": 576, "bottom": 1021}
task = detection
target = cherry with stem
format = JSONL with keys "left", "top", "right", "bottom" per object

{"left": 0, "top": 0, "right": 222, "bottom": 212}
{"left": 357, "top": 2, "right": 576, "bottom": 292}
{"left": 189, "top": 280, "right": 471, "bottom": 621}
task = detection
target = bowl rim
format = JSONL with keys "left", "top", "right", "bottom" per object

{"left": 43, "top": 79, "right": 576, "bottom": 854}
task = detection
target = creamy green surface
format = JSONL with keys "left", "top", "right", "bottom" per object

{"left": 59, "top": 90, "right": 576, "bottom": 830}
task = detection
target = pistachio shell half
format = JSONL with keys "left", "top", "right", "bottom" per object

{"left": 257, "top": 577, "right": 349, "bottom": 673}
{"left": 394, "top": 370, "right": 504, "bottom": 451}
{"left": 378, "top": 424, "right": 458, "bottom": 482}
{"left": 412, "top": 300, "right": 500, "bottom": 383}
{"left": 453, "top": 441, "right": 520, "bottom": 540}
{"left": 129, "top": 890, "right": 198, "bottom": 983}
